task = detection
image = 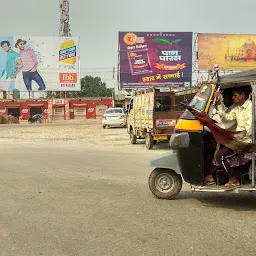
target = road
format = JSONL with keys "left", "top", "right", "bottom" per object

{"left": 1, "top": 124, "right": 256, "bottom": 256}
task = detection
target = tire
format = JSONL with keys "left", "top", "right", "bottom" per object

{"left": 130, "top": 129, "right": 136, "bottom": 144}
{"left": 145, "top": 133, "right": 154, "bottom": 150}
{"left": 148, "top": 168, "right": 182, "bottom": 200}
{"left": 103, "top": 125, "right": 106, "bottom": 129}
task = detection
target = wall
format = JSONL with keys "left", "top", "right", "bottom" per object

{"left": 0, "top": 98, "right": 113, "bottom": 120}
{"left": 0, "top": 100, "right": 48, "bottom": 119}
{"left": 69, "top": 98, "right": 112, "bottom": 119}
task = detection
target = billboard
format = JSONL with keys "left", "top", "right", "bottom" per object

{"left": 198, "top": 33, "right": 256, "bottom": 70}
{"left": 0, "top": 36, "right": 80, "bottom": 92}
{"left": 119, "top": 32, "right": 193, "bottom": 88}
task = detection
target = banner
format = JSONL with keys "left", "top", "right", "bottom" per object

{"left": 198, "top": 33, "right": 256, "bottom": 71}
{"left": 119, "top": 32, "right": 193, "bottom": 88}
{"left": 0, "top": 36, "right": 80, "bottom": 92}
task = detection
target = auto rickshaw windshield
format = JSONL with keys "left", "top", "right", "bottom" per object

{"left": 180, "top": 84, "right": 214, "bottom": 120}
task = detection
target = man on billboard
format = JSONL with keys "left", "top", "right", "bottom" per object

{"left": 0, "top": 40, "right": 22, "bottom": 91}
{"left": 15, "top": 39, "right": 46, "bottom": 91}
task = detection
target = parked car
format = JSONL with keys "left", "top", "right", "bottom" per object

{"left": 28, "top": 114, "right": 43, "bottom": 124}
{"left": 102, "top": 108, "right": 127, "bottom": 128}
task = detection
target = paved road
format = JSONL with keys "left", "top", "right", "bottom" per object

{"left": 1, "top": 139, "right": 256, "bottom": 256}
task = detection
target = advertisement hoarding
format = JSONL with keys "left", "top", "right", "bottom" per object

{"left": 0, "top": 36, "right": 80, "bottom": 92}
{"left": 119, "top": 32, "right": 193, "bottom": 88}
{"left": 198, "top": 33, "right": 256, "bottom": 70}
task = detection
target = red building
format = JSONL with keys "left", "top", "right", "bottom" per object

{"left": 0, "top": 98, "right": 113, "bottom": 120}
{"left": 0, "top": 99, "right": 48, "bottom": 120}
{"left": 69, "top": 98, "right": 112, "bottom": 119}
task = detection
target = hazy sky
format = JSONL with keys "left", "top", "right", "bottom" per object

{"left": 1, "top": 0, "right": 256, "bottom": 87}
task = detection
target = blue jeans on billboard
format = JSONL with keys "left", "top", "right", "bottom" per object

{"left": 8, "top": 80, "right": 19, "bottom": 92}
{"left": 22, "top": 70, "right": 46, "bottom": 91}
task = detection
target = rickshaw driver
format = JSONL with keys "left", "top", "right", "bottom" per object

{"left": 214, "top": 86, "right": 252, "bottom": 189}
{"left": 204, "top": 89, "right": 237, "bottom": 185}
{"left": 212, "top": 89, "right": 237, "bottom": 128}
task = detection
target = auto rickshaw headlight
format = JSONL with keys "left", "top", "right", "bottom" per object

{"left": 169, "top": 133, "right": 190, "bottom": 149}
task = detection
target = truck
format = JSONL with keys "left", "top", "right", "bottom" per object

{"left": 126, "top": 87, "right": 197, "bottom": 149}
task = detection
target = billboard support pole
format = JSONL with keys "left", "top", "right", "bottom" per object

{"left": 117, "top": 42, "right": 120, "bottom": 92}
{"left": 251, "top": 81, "right": 255, "bottom": 187}
{"left": 192, "top": 32, "right": 199, "bottom": 86}
{"left": 59, "top": 0, "right": 73, "bottom": 102}
{"left": 112, "top": 67, "right": 115, "bottom": 107}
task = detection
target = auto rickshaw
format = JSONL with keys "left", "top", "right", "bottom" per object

{"left": 148, "top": 65, "right": 256, "bottom": 199}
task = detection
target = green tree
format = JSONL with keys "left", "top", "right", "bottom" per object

{"left": 46, "top": 75, "right": 113, "bottom": 98}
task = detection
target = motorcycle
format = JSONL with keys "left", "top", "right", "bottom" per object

{"left": 28, "top": 114, "right": 43, "bottom": 124}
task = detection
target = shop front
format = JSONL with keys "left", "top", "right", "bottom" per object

{"left": 0, "top": 102, "right": 22, "bottom": 118}
{"left": 0, "top": 98, "right": 113, "bottom": 121}
{"left": 51, "top": 99, "right": 67, "bottom": 120}
{"left": 73, "top": 104, "right": 87, "bottom": 119}
{"left": 6, "top": 105, "right": 20, "bottom": 118}
{"left": 69, "top": 98, "right": 112, "bottom": 119}
{"left": 27, "top": 101, "right": 48, "bottom": 119}
{"left": 95, "top": 104, "right": 108, "bottom": 118}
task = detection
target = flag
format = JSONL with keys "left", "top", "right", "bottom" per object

{"left": 183, "top": 104, "right": 256, "bottom": 153}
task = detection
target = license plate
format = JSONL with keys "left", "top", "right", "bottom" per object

{"left": 156, "top": 119, "right": 176, "bottom": 127}
{"left": 154, "top": 135, "right": 167, "bottom": 140}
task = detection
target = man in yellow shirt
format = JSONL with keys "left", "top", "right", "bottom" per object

{"left": 215, "top": 86, "right": 252, "bottom": 189}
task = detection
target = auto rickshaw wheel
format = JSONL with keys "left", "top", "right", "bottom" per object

{"left": 130, "top": 129, "right": 136, "bottom": 144}
{"left": 148, "top": 168, "right": 182, "bottom": 199}
{"left": 145, "top": 133, "right": 154, "bottom": 150}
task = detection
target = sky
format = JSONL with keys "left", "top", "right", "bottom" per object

{"left": 0, "top": 0, "right": 256, "bottom": 89}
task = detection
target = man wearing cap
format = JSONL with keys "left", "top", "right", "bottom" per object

{"left": 15, "top": 39, "right": 46, "bottom": 91}
{"left": 0, "top": 40, "right": 22, "bottom": 91}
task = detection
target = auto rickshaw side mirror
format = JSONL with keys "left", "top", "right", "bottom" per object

{"left": 169, "top": 133, "right": 190, "bottom": 149}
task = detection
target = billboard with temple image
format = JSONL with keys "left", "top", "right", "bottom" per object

{"left": 198, "top": 33, "right": 256, "bottom": 71}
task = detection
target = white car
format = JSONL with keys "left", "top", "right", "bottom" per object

{"left": 102, "top": 108, "right": 127, "bottom": 128}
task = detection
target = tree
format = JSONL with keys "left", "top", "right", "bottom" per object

{"left": 46, "top": 75, "right": 113, "bottom": 98}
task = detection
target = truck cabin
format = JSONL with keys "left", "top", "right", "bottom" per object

{"left": 155, "top": 93, "right": 172, "bottom": 112}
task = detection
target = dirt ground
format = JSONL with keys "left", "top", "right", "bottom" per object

{"left": 1, "top": 120, "right": 256, "bottom": 256}
{"left": 0, "top": 120, "right": 170, "bottom": 151}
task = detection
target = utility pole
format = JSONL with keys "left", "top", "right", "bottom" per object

{"left": 59, "top": 0, "right": 71, "bottom": 37}
{"left": 112, "top": 67, "right": 115, "bottom": 107}
{"left": 59, "top": 0, "right": 71, "bottom": 99}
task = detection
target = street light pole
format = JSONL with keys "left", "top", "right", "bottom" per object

{"left": 112, "top": 67, "right": 115, "bottom": 107}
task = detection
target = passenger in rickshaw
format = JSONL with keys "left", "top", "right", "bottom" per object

{"left": 212, "top": 88, "right": 237, "bottom": 129}
{"left": 213, "top": 86, "right": 252, "bottom": 189}
{"left": 204, "top": 89, "right": 237, "bottom": 185}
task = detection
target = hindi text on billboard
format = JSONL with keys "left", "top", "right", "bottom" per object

{"left": 119, "top": 32, "right": 193, "bottom": 88}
